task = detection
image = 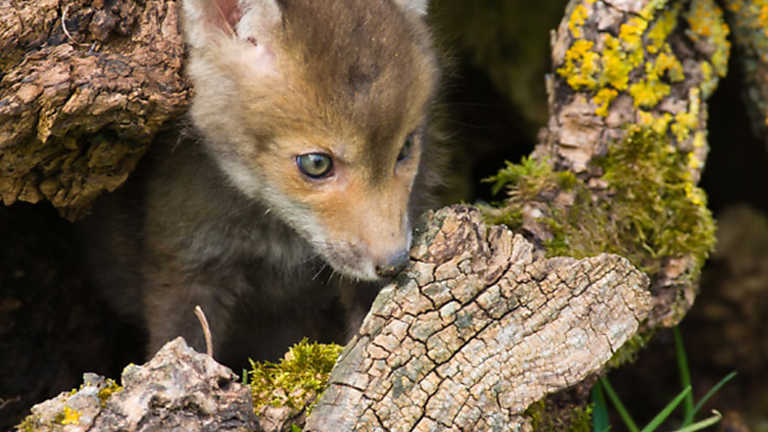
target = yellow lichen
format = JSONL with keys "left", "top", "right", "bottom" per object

{"left": 569, "top": 4, "right": 590, "bottom": 38}
{"left": 699, "top": 61, "right": 717, "bottom": 97}
{"left": 619, "top": 17, "right": 649, "bottom": 54}
{"left": 686, "top": 0, "right": 731, "bottom": 77}
{"left": 693, "top": 131, "right": 707, "bottom": 148}
{"left": 629, "top": 62, "right": 670, "bottom": 108}
{"left": 98, "top": 379, "right": 123, "bottom": 407}
{"left": 594, "top": 88, "right": 618, "bottom": 116}
{"left": 655, "top": 49, "right": 685, "bottom": 82}
{"left": 685, "top": 182, "right": 706, "bottom": 206}
{"left": 600, "top": 34, "right": 636, "bottom": 91}
{"left": 641, "top": 0, "right": 670, "bottom": 20}
{"left": 638, "top": 110, "right": 673, "bottom": 135}
{"left": 557, "top": 40, "right": 600, "bottom": 90}
{"left": 647, "top": 5, "right": 681, "bottom": 54}
{"left": 59, "top": 407, "right": 80, "bottom": 425}
{"left": 687, "top": 151, "right": 703, "bottom": 171}
{"left": 671, "top": 89, "right": 701, "bottom": 141}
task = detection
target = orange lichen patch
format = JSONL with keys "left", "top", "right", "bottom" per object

{"left": 686, "top": 0, "right": 731, "bottom": 77}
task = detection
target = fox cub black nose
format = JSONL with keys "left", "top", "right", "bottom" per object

{"left": 375, "top": 250, "right": 410, "bottom": 278}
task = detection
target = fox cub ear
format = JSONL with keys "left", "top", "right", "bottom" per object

{"left": 182, "top": 0, "right": 282, "bottom": 48}
{"left": 392, "top": 0, "right": 429, "bottom": 16}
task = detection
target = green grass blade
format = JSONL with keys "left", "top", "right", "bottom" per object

{"left": 674, "top": 327, "right": 695, "bottom": 425}
{"left": 640, "top": 386, "right": 692, "bottom": 432}
{"left": 600, "top": 376, "right": 639, "bottom": 432}
{"left": 674, "top": 410, "right": 722, "bottom": 432}
{"left": 691, "top": 372, "right": 737, "bottom": 418}
{"left": 592, "top": 382, "right": 610, "bottom": 432}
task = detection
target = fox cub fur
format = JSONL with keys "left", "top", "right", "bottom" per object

{"left": 86, "top": 0, "right": 439, "bottom": 366}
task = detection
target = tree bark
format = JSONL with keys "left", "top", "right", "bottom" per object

{"left": 0, "top": 0, "right": 189, "bottom": 220}
{"left": 722, "top": 0, "right": 768, "bottom": 150}
{"left": 529, "top": 0, "right": 726, "bottom": 327}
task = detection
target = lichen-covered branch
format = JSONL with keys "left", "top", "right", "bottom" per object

{"left": 0, "top": 0, "right": 189, "bottom": 220}
{"left": 305, "top": 206, "right": 651, "bottom": 431}
{"left": 490, "top": 0, "right": 724, "bottom": 329}
{"left": 722, "top": 0, "right": 768, "bottom": 149}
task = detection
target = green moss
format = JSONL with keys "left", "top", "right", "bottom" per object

{"left": 637, "top": 110, "right": 673, "bottom": 135}
{"left": 14, "top": 415, "right": 37, "bottom": 432}
{"left": 485, "top": 126, "right": 716, "bottom": 279}
{"left": 525, "top": 398, "right": 592, "bottom": 432}
{"left": 606, "top": 331, "right": 655, "bottom": 369}
{"left": 249, "top": 339, "right": 343, "bottom": 414}
{"left": 488, "top": 157, "right": 577, "bottom": 198}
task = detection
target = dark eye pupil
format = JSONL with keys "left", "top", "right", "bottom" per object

{"left": 297, "top": 153, "right": 333, "bottom": 178}
{"left": 398, "top": 134, "right": 415, "bottom": 162}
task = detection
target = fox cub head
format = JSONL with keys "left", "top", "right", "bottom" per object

{"left": 182, "top": 0, "right": 438, "bottom": 280}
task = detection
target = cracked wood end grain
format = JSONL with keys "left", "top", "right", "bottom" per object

{"left": 306, "top": 205, "right": 652, "bottom": 432}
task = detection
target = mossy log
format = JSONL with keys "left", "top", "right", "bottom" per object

{"left": 6, "top": 0, "right": 726, "bottom": 430}
{"left": 0, "top": 0, "right": 189, "bottom": 220}
{"left": 523, "top": 0, "right": 725, "bottom": 328}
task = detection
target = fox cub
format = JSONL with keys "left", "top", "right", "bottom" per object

{"left": 86, "top": 0, "right": 439, "bottom": 366}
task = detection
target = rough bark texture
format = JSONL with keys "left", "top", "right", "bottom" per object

{"left": 722, "top": 0, "right": 768, "bottom": 150}
{"left": 0, "top": 0, "right": 189, "bottom": 220}
{"left": 527, "top": 0, "right": 727, "bottom": 327}
{"left": 17, "top": 338, "right": 259, "bottom": 432}
{"left": 305, "top": 206, "right": 651, "bottom": 432}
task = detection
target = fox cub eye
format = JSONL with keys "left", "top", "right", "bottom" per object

{"left": 397, "top": 133, "right": 416, "bottom": 162}
{"left": 297, "top": 153, "right": 334, "bottom": 179}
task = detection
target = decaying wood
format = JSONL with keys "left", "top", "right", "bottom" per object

{"left": 19, "top": 338, "right": 259, "bottom": 431}
{"left": 0, "top": 0, "right": 189, "bottom": 220}
{"left": 305, "top": 206, "right": 651, "bottom": 431}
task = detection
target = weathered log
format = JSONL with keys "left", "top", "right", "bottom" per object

{"left": 17, "top": 206, "right": 652, "bottom": 431}
{"left": 306, "top": 206, "right": 651, "bottom": 431}
{"left": 0, "top": 0, "right": 189, "bottom": 220}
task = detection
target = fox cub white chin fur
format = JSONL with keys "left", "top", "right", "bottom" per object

{"left": 85, "top": 0, "right": 439, "bottom": 366}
